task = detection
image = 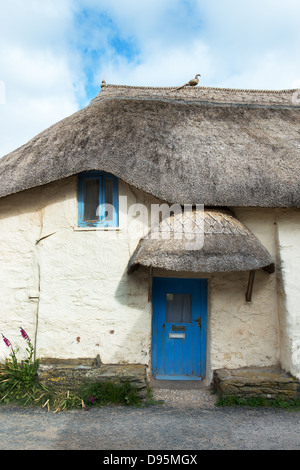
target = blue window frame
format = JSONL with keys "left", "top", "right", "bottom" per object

{"left": 78, "top": 171, "right": 119, "bottom": 227}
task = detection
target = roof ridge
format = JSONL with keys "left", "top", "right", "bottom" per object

{"left": 101, "top": 83, "right": 299, "bottom": 94}
{"left": 90, "top": 83, "right": 300, "bottom": 108}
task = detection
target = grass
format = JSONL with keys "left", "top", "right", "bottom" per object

{"left": 0, "top": 366, "right": 147, "bottom": 412}
{"left": 0, "top": 333, "right": 47, "bottom": 407}
{"left": 0, "top": 328, "right": 149, "bottom": 412}
{"left": 216, "top": 395, "right": 300, "bottom": 411}
{"left": 79, "top": 380, "right": 142, "bottom": 407}
{"left": 0, "top": 354, "right": 147, "bottom": 411}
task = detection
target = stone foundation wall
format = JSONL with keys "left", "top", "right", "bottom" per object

{"left": 38, "top": 359, "right": 148, "bottom": 399}
{"left": 213, "top": 367, "right": 300, "bottom": 400}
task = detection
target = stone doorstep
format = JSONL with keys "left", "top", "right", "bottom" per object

{"left": 37, "top": 359, "right": 148, "bottom": 398}
{"left": 213, "top": 367, "right": 300, "bottom": 400}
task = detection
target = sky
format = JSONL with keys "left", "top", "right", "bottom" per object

{"left": 0, "top": 0, "right": 300, "bottom": 157}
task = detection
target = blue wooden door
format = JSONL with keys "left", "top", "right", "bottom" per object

{"left": 152, "top": 277, "right": 207, "bottom": 380}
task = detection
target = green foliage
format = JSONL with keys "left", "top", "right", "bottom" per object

{"left": 80, "top": 380, "right": 141, "bottom": 407}
{"left": 1, "top": 328, "right": 147, "bottom": 411}
{"left": 0, "top": 329, "right": 144, "bottom": 411}
{"left": 0, "top": 329, "right": 45, "bottom": 406}
{"left": 50, "top": 390, "right": 85, "bottom": 413}
{"left": 216, "top": 394, "right": 300, "bottom": 410}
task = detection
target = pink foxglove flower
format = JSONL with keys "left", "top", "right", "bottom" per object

{"left": 2, "top": 334, "right": 11, "bottom": 348}
{"left": 20, "top": 327, "right": 30, "bottom": 342}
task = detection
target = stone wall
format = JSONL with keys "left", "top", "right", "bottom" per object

{"left": 38, "top": 359, "right": 148, "bottom": 399}
{"left": 213, "top": 367, "right": 300, "bottom": 400}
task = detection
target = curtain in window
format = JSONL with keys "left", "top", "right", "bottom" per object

{"left": 166, "top": 293, "right": 192, "bottom": 323}
{"left": 104, "top": 178, "right": 113, "bottom": 221}
{"left": 83, "top": 178, "right": 99, "bottom": 221}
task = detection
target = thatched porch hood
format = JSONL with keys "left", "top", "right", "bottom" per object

{"left": 127, "top": 208, "right": 275, "bottom": 274}
{"left": 0, "top": 83, "right": 299, "bottom": 275}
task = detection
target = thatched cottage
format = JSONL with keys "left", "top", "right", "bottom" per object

{"left": 0, "top": 82, "right": 300, "bottom": 390}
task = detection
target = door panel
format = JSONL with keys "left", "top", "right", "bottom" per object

{"left": 152, "top": 277, "right": 207, "bottom": 380}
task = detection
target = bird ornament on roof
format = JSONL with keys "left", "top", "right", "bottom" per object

{"left": 176, "top": 74, "right": 201, "bottom": 90}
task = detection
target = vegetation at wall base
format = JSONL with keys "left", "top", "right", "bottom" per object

{"left": 1, "top": 360, "right": 147, "bottom": 411}
{"left": 0, "top": 329, "right": 147, "bottom": 412}
{"left": 79, "top": 380, "right": 142, "bottom": 407}
{"left": 0, "top": 329, "right": 47, "bottom": 407}
{"left": 0, "top": 378, "right": 146, "bottom": 412}
{"left": 216, "top": 395, "right": 300, "bottom": 410}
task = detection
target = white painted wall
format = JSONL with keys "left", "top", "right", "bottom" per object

{"left": 210, "top": 208, "right": 279, "bottom": 372}
{"left": 276, "top": 210, "right": 300, "bottom": 379}
{"left": 0, "top": 177, "right": 154, "bottom": 365}
{"left": 0, "top": 177, "right": 299, "bottom": 380}
{"left": 209, "top": 269, "right": 278, "bottom": 376}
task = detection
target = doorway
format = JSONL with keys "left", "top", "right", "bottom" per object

{"left": 151, "top": 277, "right": 208, "bottom": 380}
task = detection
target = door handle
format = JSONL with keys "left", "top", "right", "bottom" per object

{"left": 194, "top": 316, "right": 201, "bottom": 328}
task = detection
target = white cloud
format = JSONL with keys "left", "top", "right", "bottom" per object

{"left": 72, "top": 0, "right": 209, "bottom": 87}
{"left": 0, "top": 81, "right": 5, "bottom": 105}
{"left": 1, "top": 0, "right": 300, "bottom": 158}
{"left": 0, "top": 0, "right": 78, "bottom": 157}
{"left": 76, "top": 0, "right": 300, "bottom": 90}
{"left": 192, "top": 0, "right": 300, "bottom": 89}
{"left": 97, "top": 41, "right": 212, "bottom": 87}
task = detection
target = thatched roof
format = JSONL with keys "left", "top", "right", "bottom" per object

{"left": 0, "top": 83, "right": 299, "bottom": 207}
{"left": 127, "top": 208, "right": 275, "bottom": 274}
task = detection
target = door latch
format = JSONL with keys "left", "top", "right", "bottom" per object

{"left": 194, "top": 316, "right": 201, "bottom": 328}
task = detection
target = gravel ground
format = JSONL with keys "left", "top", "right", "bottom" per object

{"left": 151, "top": 380, "right": 217, "bottom": 408}
{"left": 0, "top": 384, "right": 300, "bottom": 451}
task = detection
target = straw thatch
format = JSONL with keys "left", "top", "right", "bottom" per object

{"left": 127, "top": 208, "right": 275, "bottom": 274}
{"left": 0, "top": 84, "right": 299, "bottom": 207}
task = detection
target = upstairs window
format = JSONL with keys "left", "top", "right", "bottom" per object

{"left": 78, "top": 171, "right": 119, "bottom": 227}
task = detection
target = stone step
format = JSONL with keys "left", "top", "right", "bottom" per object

{"left": 213, "top": 367, "right": 300, "bottom": 400}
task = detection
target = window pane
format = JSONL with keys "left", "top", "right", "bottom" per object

{"left": 83, "top": 178, "right": 99, "bottom": 221}
{"left": 104, "top": 178, "right": 113, "bottom": 221}
{"left": 166, "top": 293, "right": 192, "bottom": 323}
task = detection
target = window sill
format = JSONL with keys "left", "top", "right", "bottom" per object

{"left": 73, "top": 226, "right": 122, "bottom": 232}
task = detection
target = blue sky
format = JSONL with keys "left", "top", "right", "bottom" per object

{"left": 1, "top": 0, "right": 300, "bottom": 157}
